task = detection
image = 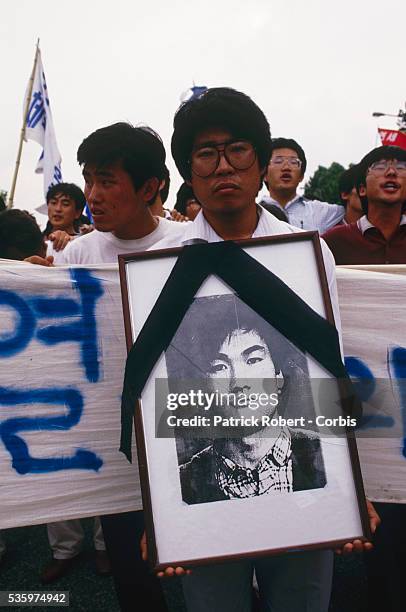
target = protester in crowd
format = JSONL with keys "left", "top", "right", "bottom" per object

{"left": 260, "top": 138, "right": 345, "bottom": 232}
{"left": 62, "top": 124, "right": 186, "bottom": 266}
{"left": 325, "top": 145, "right": 406, "bottom": 612}
{"left": 43, "top": 183, "right": 92, "bottom": 262}
{"left": 174, "top": 182, "right": 201, "bottom": 220}
{"left": 0, "top": 209, "right": 53, "bottom": 265}
{"left": 61, "top": 121, "right": 187, "bottom": 612}
{"left": 136, "top": 87, "right": 379, "bottom": 612}
{"left": 322, "top": 145, "right": 406, "bottom": 264}
{"left": 338, "top": 165, "right": 363, "bottom": 224}
{"left": 41, "top": 518, "right": 110, "bottom": 584}
{"left": 149, "top": 165, "right": 172, "bottom": 219}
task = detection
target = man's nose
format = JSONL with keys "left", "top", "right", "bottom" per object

{"left": 384, "top": 163, "right": 397, "bottom": 176}
{"left": 87, "top": 184, "right": 102, "bottom": 203}
{"left": 229, "top": 365, "right": 251, "bottom": 394}
{"left": 215, "top": 150, "right": 234, "bottom": 174}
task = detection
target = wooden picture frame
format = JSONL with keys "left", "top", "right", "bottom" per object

{"left": 119, "top": 232, "right": 370, "bottom": 571}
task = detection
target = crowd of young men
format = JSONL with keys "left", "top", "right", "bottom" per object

{"left": 1, "top": 85, "right": 405, "bottom": 612}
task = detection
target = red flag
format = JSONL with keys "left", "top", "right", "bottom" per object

{"left": 378, "top": 128, "right": 406, "bottom": 150}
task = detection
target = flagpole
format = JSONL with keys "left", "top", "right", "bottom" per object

{"left": 7, "top": 39, "right": 40, "bottom": 209}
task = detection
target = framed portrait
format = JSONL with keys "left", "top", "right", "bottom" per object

{"left": 119, "top": 232, "right": 370, "bottom": 571}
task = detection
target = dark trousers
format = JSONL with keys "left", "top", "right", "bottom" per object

{"left": 100, "top": 511, "right": 168, "bottom": 612}
{"left": 364, "top": 502, "right": 406, "bottom": 612}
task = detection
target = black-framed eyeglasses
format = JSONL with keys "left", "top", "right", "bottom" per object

{"left": 191, "top": 140, "right": 257, "bottom": 178}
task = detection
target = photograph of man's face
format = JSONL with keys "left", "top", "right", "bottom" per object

{"left": 165, "top": 294, "right": 326, "bottom": 505}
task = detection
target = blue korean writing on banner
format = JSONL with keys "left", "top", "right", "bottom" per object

{"left": 0, "top": 387, "right": 102, "bottom": 475}
{"left": 0, "top": 269, "right": 104, "bottom": 474}
{"left": 345, "top": 356, "right": 395, "bottom": 430}
{"left": 0, "top": 269, "right": 102, "bottom": 382}
{"left": 26, "top": 91, "right": 46, "bottom": 129}
{"left": 388, "top": 346, "right": 406, "bottom": 458}
{"left": 51, "top": 164, "right": 63, "bottom": 186}
{"left": 345, "top": 351, "right": 406, "bottom": 460}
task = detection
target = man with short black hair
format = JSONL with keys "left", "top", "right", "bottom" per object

{"left": 63, "top": 123, "right": 185, "bottom": 264}
{"left": 61, "top": 121, "right": 185, "bottom": 612}
{"left": 145, "top": 87, "right": 378, "bottom": 612}
{"left": 45, "top": 183, "right": 87, "bottom": 236}
{"left": 44, "top": 182, "right": 89, "bottom": 261}
{"left": 338, "top": 166, "right": 363, "bottom": 224}
{"left": 261, "top": 137, "right": 344, "bottom": 232}
{"left": 322, "top": 145, "right": 406, "bottom": 264}
{"left": 324, "top": 145, "right": 406, "bottom": 612}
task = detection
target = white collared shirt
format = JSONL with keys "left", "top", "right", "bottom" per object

{"left": 260, "top": 194, "right": 345, "bottom": 234}
{"left": 153, "top": 207, "right": 342, "bottom": 341}
{"left": 357, "top": 214, "right": 406, "bottom": 234}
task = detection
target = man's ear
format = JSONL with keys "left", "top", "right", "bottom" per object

{"left": 186, "top": 178, "right": 192, "bottom": 187}
{"left": 141, "top": 177, "right": 160, "bottom": 202}
{"left": 259, "top": 166, "right": 268, "bottom": 186}
{"left": 358, "top": 184, "right": 367, "bottom": 197}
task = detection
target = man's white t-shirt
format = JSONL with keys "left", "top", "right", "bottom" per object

{"left": 46, "top": 241, "right": 66, "bottom": 264}
{"left": 62, "top": 217, "right": 187, "bottom": 264}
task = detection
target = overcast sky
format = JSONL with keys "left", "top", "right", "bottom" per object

{"left": 1, "top": 0, "right": 405, "bottom": 224}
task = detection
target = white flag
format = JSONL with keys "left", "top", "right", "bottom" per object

{"left": 24, "top": 49, "right": 63, "bottom": 197}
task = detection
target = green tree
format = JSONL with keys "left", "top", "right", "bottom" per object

{"left": 304, "top": 162, "right": 345, "bottom": 204}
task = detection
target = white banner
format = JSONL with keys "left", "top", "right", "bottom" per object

{"left": 1, "top": 263, "right": 405, "bottom": 530}
{"left": 337, "top": 264, "right": 406, "bottom": 504}
{"left": 24, "top": 49, "right": 63, "bottom": 196}
{"left": 0, "top": 263, "right": 139, "bottom": 529}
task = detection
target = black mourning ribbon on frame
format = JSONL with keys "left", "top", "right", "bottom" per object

{"left": 120, "top": 240, "right": 360, "bottom": 462}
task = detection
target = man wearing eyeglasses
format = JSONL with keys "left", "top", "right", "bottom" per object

{"left": 261, "top": 138, "right": 345, "bottom": 233}
{"left": 322, "top": 146, "right": 406, "bottom": 264}
{"left": 324, "top": 145, "right": 406, "bottom": 612}
{"left": 144, "top": 87, "right": 379, "bottom": 612}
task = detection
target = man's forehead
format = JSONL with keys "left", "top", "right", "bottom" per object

{"left": 271, "top": 148, "right": 298, "bottom": 158}
{"left": 193, "top": 129, "right": 235, "bottom": 148}
{"left": 82, "top": 161, "right": 122, "bottom": 176}
{"left": 49, "top": 192, "right": 73, "bottom": 201}
{"left": 374, "top": 157, "right": 404, "bottom": 164}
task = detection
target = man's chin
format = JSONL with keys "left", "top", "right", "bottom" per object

{"left": 93, "top": 220, "right": 112, "bottom": 232}
{"left": 211, "top": 199, "right": 252, "bottom": 214}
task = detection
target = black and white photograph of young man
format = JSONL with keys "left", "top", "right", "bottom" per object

{"left": 165, "top": 293, "right": 326, "bottom": 505}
